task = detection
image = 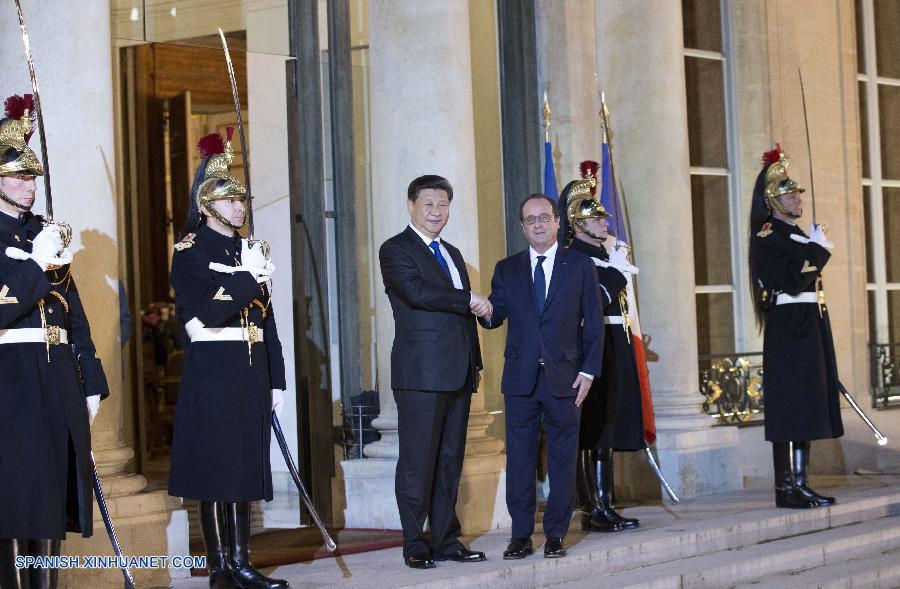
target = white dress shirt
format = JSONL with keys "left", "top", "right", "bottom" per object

{"left": 529, "top": 241, "right": 558, "bottom": 297}
{"left": 409, "top": 224, "right": 464, "bottom": 290}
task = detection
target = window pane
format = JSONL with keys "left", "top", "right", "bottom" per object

{"left": 885, "top": 188, "right": 900, "bottom": 282}
{"left": 878, "top": 84, "right": 900, "bottom": 179}
{"left": 864, "top": 186, "right": 875, "bottom": 282}
{"left": 691, "top": 175, "right": 732, "bottom": 285}
{"left": 874, "top": 0, "right": 900, "bottom": 79}
{"left": 868, "top": 290, "right": 877, "bottom": 344}
{"left": 685, "top": 57, "right": 727, "bottom": 168}
{"left": 696, "top": 293, "right": 735, "bottom": 357}
{"left": 890, "top": 291, "right": 900, "bottom": 345}
{"left": 856, "top": 0, "right": 866, "bottom": 74}
{"left": 859, "top": 82, "right": 870, "bottom": 178}
{"left": 682, "top": 0, "right": 722, "bottom": 52}
{"left": 110, "top": 1, "right": 292, "bottom": 55}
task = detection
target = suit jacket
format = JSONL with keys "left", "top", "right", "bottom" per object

{"left": 480, "top": 247, "right": 603, "bottom": 398}
{"left": 379, "top": 226, "right": 482, "bottom": 392}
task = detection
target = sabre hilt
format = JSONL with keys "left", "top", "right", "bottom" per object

{"left": 247, "top": 238, "right": 271, "bottom": 261}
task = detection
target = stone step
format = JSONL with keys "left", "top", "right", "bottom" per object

{"left": 376, "top": 487, "right": 900, "bottom": 589}
{"left": 558, "top": 515, "right": 900, "bottom": 589}
{"left": 733, "top": 544, "right": 900, "bottom": 589}
{"left": 166, "top": 480, "right": 900, "bottom": 589}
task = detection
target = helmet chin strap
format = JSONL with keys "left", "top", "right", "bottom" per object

{"left": 0, "top": 186, "right": 31, "bottom": 212}
{"left": 202, "top": 202, "right": 244, "bottom": 230}
{"left": 574, "top": 220, "right": 607, "bottom": 242}
{"left": 767, "top": 195, "right": 800, "bottom": 219}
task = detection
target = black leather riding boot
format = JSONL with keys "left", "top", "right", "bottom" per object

{"left": 600, "top": 450, "right": 638, "bottom": 529}
{"left": 28, "top": 539, "right": 60, "bottom": 589}
{"left": 199, "top": 501, "right": 242, "bottom": 589}
{"left": 773, "top": 442, "right": 817, "bottom": 509}
{"left": 576, "top": 449, "right": 598, "bottom": 514}
{"left": 793, "top": 441, "right": 835, "bottom": 506}
{"left": 0, "top": 538, "right": 30, "bottom": 589}
{"left": 582, "top": 449, "right": 624, "bottom": 532}
{"left": 225, "top": 502, "right": 288, "bottom": 589}
{"left": 607, "top": 451, "right": 639, "bottom": 529}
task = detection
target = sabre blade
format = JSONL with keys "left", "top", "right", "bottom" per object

{"left": 644, "top": 446, "right": 680, "bottom": 503}
{"left": 91, "top": 454, "right": 136, "bottom": 588}
{"left": 798, "top": 69, "right": 816, "bottom": 226}
{"left": 14, "top": 0, "right": 52, "bottom": 220}
{"left": 272, "top": 413, "right": 337, "bottom": 551}
{"left": 218, "top": 28, "right": 254, "bottom": 238}
{"left": 839, "top": 382, "right": 888, "bottom": 446}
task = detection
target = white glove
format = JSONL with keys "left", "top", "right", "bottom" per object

{"left": 53, "top": 247, "right": 74, "bottom": 265}
{"left": 272, "top": 389, "right": 285, "bottom": 419}
{"left": 33, "top": 224, "right": 64, "bottom": 258}
{"left": 241, "top": 239, "right": 268, "bottom": 268}
{"left": 606, "top": 246, "right": 640, "bottom": 275}
{"left": 808, "top": 224, "right": 834, "bottom": 249}
{"left": 208, "top": 261, "right": 275, "bottom": 284}
{"left": 610, "top": 245, "right": 628, "bottom": 265}
{"left": 256, "top": 260, "right": 276, "bottom": 284}
{"left": 241, "top": 239, "right": 275, "bottom": 283}
{"left": 5, "top": 226, "right": 72, "bottom": 271}
{"left": 86, "top": 395, "right": 100, "bottom": 425}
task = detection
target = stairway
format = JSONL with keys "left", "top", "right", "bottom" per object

{"left": 555, "top": 481, "right": 900, "bottom": 589}
{"left": 168, "top": 476, "right": 900, "bottom": 589}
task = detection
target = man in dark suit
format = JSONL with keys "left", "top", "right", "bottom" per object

{"left": 480, "top": 194, "right": 603, "bottom": 559}
{"left": 379, "top": 175, "right": 493, "bottom": 569}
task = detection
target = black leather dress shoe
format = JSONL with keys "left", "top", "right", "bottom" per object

{"left": 404, "top": 552, "right": 436, "bottom": 569}
{"left": 502, "top": 537, "right": 533, "bottom": 560}
{"left": 543, "top": 537, "right": 566, "bottom": 558}
{"left": 436, "top": 547, "right": 486, "bottom": 562}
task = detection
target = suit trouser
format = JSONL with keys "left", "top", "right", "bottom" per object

{"left": 394, "top": 387, "right": 472, "bottom": 558}
{"left": 505, "top": 369, "right": 581, "bottom": 539}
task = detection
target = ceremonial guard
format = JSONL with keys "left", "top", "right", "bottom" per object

{"left": 558, "top": 174, "right": 644, "bottom": 532}
{"left": 0, "top": 94, "right": 109, "bottom": 589}
{"left": 168, "top": 130, "right": 288, "bottom": 589}
{"left": 748, "top": 145, "right": 843, "bottom": 509}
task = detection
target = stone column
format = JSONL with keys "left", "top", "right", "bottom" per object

{"left": 595, "top": 1, "right": 741, "bottom": 499}
{"left": 0, "top": 2, "right": 186, "bottom": 587}
{"left": 341, "top": 0, "right": 505, "bottom": 531}
{"left": 536, "top": 0, "right": 602, "bottom": 184}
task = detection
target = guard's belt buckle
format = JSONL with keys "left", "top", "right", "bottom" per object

{"left": 247, "top": 323, "right": 260, "bottom": 345}
{"left": 44, "top": 325, "right": 61, "bottom": 346}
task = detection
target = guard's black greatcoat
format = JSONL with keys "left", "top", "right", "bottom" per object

{"left": 568, "top": 239, "right": 644, "bottom": 451}
{"left": 751, "top": 217, "right": 843, "bottom": 442}
{"left": 168, "top": 224, "right": 286, "bottom": 502}
{"left": 0, "top": 212, "right": 108, "bottom": 540}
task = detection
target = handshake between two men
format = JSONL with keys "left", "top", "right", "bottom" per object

{"left": 469, "top": 291, "right": 492, "bottom": 319}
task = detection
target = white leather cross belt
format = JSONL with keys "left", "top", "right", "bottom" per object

{"left": 775, "top": 292, "right": 818, "bottom": 305}
{"left": 0, "top": 327, "right": 69, "bottom": 345}
{"left": 185, "top": 318, "right": 264, "bottom": 343}
{"left": 604, "top": 316, "right": 626, "bottom": 325}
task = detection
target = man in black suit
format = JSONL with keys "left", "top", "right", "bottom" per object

{"left": 480, "top": 194, "right": 603, "bottom": 559}
{"left": 379, "top": 175, "right": 493, "bottom": 569}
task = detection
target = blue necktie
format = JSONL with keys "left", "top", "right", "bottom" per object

{"left": 429, "top": 240, "right": 452, "bottom": 278}
{"left": 534, "top": 255, "right": 546, "bottom": 313}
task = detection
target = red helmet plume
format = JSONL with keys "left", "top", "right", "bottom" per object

{"left": 579, "top": 160, "right": 599, "bottom": 196}
{"left": 198, "top": 132, "right": 225, "bottom": 158}
{"left": 3, "top": 94, "right": 33, "bottom": 120}
{"left": 761, "top": 143, "right": 783, "bottom": 167}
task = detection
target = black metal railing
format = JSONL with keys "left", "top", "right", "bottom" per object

{"left": 699, "top": 352, "right": 765, "bottom": 425}
{"left": 871, "top": 342, "right": 900, "bottom": 408}
{"left": 340, "top": 390, "right": 381, "bottom": 459}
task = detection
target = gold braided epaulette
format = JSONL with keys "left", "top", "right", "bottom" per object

{"left": 174, "top": 233, "right": 196, "bottom": 252}
{"left": 756, "top": 223, "right": 773, "bottom": 238}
